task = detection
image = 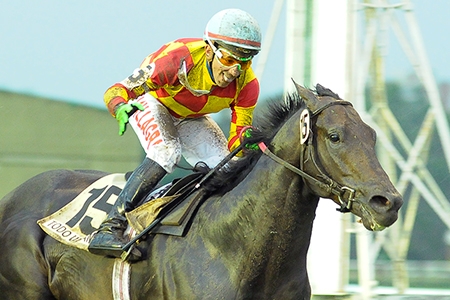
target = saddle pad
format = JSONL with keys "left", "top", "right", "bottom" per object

{"left": 37, "top": 173, "right": 127, "bottom": 250}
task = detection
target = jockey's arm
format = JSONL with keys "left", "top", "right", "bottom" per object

{"left": 103, "top": 61, "right": 163, "bottom": 136}
{"left": 104, "top": 64, "right": 160, "bottom": 117}
{"left": 228, "top": 106, "right": 255, "bottom": 156}
{"left": 227, "top": 79, "right": 259, "bottom": 155}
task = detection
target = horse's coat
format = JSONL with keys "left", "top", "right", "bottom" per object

{"left": 0, "top": 83, "right": 402, "bottom": 300}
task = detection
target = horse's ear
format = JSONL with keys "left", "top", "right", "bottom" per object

{"left": 291, "top": 79, "right": 318, "bottom": 105}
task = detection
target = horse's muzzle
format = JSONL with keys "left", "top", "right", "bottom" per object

{"left": 367, "top": 193, "right": 403, "bottom": 228}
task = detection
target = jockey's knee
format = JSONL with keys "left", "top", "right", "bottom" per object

{"left": 147, "top": 144, "right": 182, "bottom": 174}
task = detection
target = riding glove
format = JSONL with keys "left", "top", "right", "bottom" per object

{"left": 115, "top": 103, "right": 145, "bottom": 135}
{"left": 242, "top": 127, "right": 261, "bottom": 151}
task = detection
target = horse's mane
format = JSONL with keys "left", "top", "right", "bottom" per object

{"left": 202, "top": 84, "right": 341, "bottom": 194}
{"left": 203, "top": 92, "right": 305, "bottom": 194}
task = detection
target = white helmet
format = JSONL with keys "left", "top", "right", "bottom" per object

{"left": 204, "top": 8, "right": 262, "bottom": 57}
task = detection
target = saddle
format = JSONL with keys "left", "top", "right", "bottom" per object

{"left": 126, "top": 171, "right": 207, "bottom": 237}
{"left": 37, "top": 171, "right": 208, "bottom": 252}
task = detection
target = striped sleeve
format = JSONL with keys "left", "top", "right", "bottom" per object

{"left": 228, "top": 77, "right": 259, "bottom": 154}
{"left": 103, "top": 40, "right": 193, "bottom": 116}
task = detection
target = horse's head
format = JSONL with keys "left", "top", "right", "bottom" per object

{"left": 294, "top": 81, "right": 403, "bottom": 231}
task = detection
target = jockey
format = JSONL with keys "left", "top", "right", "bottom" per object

{"left": 88, "top": 8, "right": 262, "bottom": 258}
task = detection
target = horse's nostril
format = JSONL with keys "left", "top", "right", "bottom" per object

{"left": 369, "top": 196, "right": 391, "bottom": 210}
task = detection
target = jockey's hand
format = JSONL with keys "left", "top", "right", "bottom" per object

{"left": 242, "top": 127, "right": 261, "bottom": 151}
{"left": 245, "top": 143, "right": 260, "bottom": 151}
{"left": 115, "top": 103, "right": 145, "bottom": 136}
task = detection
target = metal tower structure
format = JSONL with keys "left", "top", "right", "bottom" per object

{"left": 256, "top": 0, "right": 450, "bottom": 298}
{"left": 257, "top": 0, "right": 354, "bottom": 295}
{"left": 348, "top": 0, "right": 450, "bottom": 296}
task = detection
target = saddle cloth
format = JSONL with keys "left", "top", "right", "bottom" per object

{"left": 37, "top": 172, "right": 204, "bottom": 251}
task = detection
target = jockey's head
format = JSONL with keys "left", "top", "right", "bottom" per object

{"left": 203, "top": 8, "right": 262, "bottom": 60}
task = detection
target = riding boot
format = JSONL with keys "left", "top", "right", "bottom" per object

{"left": 88, "top": 157, "right": 166, "bottom": 258}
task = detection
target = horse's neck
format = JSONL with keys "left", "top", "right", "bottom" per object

{"left": 224, "top": 156, "right": 318, "bottom": 251}
{"left": 200, "top": 122, "right": 319, "bottom": 286}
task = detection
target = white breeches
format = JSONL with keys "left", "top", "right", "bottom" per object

{"left": 128, "top": 94, "right": 230, "bottom": 173}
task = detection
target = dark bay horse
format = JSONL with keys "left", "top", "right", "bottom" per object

{"left": 0, "top": 82, "right": 402, "bottom": 300}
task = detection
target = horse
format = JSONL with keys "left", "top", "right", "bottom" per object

{"left": 0, "top": 82, "right": 402, "bottom": 300}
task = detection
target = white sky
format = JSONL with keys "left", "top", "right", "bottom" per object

{"left": 1, "top": 0, "right": 449, "bottom": 108}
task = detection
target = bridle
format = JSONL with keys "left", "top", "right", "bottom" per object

{"left": 256, "top": 100, "right": 357, "bottom": 213}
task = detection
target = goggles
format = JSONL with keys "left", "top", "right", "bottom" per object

{"left": 208, "top": 40, "right": 253, "bottom": 71}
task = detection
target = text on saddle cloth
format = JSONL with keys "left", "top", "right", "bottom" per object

{"left": 37, "top": 172, "right": 205, "bottom": 250}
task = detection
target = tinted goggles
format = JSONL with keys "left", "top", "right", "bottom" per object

{"left": 208, "top": 40, "right": 253, "bottom": 71}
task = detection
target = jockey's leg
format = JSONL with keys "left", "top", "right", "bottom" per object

{"left": 177, "top": 115, "right": 230, "bottom": 168}
{"left": 88, "top": 157, "right": 166, "bottom": 257}
{"left": 89, "top": 94, "right": 180, "bottom": 258}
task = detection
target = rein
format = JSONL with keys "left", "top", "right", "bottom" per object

{"left": 123, "top": 100, "right": 355, "bottom": 258}
{"left": 257, "top": 100, "right": 356, "bottom": 213}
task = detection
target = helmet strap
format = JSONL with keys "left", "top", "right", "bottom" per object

{"left": 206, "top": 56, "right": 216, "bottom": 84}
{"left": 205, "top": 41, "right": 216, "bottom": 83}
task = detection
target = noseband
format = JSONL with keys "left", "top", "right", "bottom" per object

{"left": 258, "top": 100, "right": 356, "bottom": 213}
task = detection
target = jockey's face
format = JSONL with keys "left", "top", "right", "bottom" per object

{"left": 205, "top": 44, "right": 243, "bottom": 88}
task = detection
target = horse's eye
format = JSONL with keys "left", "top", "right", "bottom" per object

{"left": 329, "top": 133, "right": 340, "bottom": 143}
